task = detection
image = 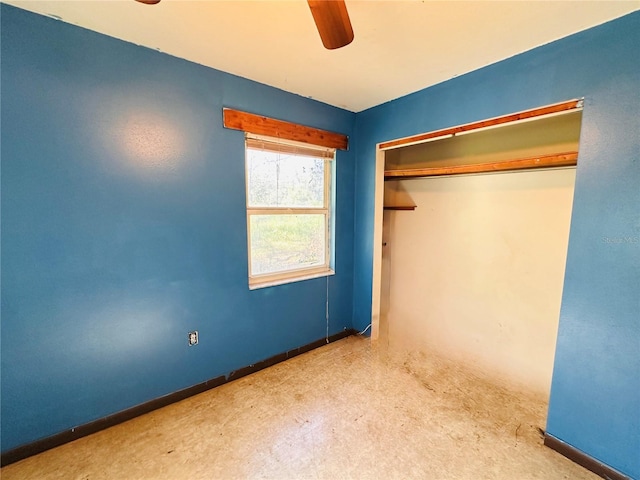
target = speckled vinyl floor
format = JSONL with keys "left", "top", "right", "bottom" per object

{"left": 1, "top": 336, "right": 597, "bottom": 480}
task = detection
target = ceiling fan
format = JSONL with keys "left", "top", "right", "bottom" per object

{"left": 134, "top": 0, "right": 354, "bottom": 50}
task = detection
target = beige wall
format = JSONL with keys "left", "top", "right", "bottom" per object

{"left": 382, "top": 168, "right": 576, "bottom": 395}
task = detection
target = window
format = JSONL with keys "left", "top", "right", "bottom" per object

{"left": 245, "top": 134, "right": 335, "bottom": 289}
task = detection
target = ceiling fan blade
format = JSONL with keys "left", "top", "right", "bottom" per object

{"left": 307, "top": 0, "right": 354, "bottom": 50}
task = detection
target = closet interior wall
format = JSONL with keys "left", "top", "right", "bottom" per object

{"left": 379, "top": 110, "right": 582, "bottom": 397}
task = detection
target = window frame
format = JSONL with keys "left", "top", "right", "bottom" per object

{"left": 245, "top": 133, "right": 336, "bottom": 289}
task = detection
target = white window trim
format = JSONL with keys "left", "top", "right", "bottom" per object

{"left": 245, "top": 134, "right": 335, "bottom": 290}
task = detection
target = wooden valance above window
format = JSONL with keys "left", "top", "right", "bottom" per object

{"left": 223, "top": 108, "right": 348, "bottom": 151}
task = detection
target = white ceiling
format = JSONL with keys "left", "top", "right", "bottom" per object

{"left": 4, "top": 0, "right": 639, "bottom": 112}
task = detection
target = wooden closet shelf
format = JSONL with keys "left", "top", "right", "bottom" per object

{"left": 384, "top": 151, "right": 578, "bottom": 180}
{"left": 384, "top": 205, "right": 417, "bottom": 211}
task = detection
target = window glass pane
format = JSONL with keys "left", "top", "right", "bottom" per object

{"left": 250, "top": 214, "right": 326, "bottom": 275}
{"left": 247, "top": 149, "right": 325, "bottom": 208}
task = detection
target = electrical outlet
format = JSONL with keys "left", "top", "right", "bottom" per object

{"left": 188, "top": 331, "right": 198, "bottom": 346}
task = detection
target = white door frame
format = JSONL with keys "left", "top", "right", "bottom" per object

{"left": 370, "top": 146, "right": 386, "bottom": 342}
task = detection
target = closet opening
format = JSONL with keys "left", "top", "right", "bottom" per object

{"left": 371, "top": 100, "right": 583, "bottom": 400}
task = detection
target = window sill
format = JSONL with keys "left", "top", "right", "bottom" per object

{"left": 249, "top": 268, "right": 335, "bottom": 290}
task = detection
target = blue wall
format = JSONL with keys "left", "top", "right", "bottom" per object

{"left": 0, "top": 4, "right": 355, "bottom": 452}
{"left": 353, "top": 12, "right": 639, "bottom": 478}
